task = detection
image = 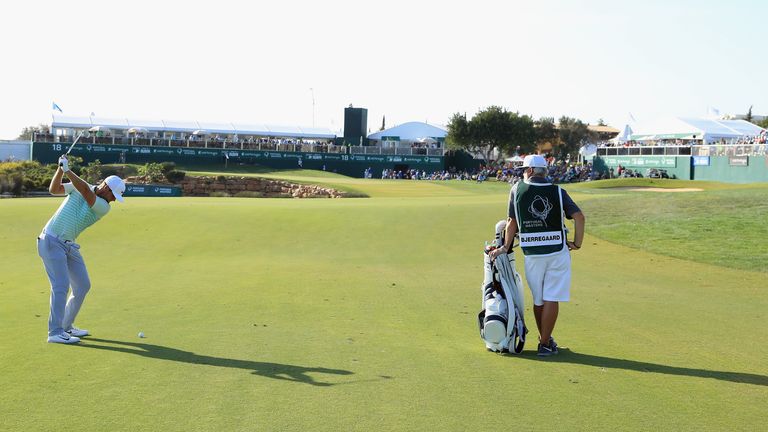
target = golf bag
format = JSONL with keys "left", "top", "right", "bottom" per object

{"left": 478, "top": 220, "right": 528, "bottom": 353}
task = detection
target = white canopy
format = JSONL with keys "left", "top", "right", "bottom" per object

{"left": 51, "top": 114, "right": 337, "bottom": 139}
{"left": 612, "top": 124, "right": 633, "bottom": 143}
{"left": 368, "top": 121, "right": 447, "bottom": 143}
{"left": 629, "top": 117, "right": 765, "bottom": 143}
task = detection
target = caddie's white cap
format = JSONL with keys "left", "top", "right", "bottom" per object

{"left": 522, "top": 154, "right": 547, "bottom": 168}
{"left": 105, "top": 175, "right": 125, "bottom": 203}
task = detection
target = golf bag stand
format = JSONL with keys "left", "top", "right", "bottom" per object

{"left": 478, "top": 220, "right": 528, "bottom": 353}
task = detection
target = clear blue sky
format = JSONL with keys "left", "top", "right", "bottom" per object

{"left": 0, "top": 0, "right": 765, "bottom": 139}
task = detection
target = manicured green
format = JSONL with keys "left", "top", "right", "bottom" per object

{"left": 1, "top": 176, "right": 765, "bottom": 431}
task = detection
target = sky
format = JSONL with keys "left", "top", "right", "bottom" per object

{"left": 1, "top": 0, "right": 766, "bottom": 139}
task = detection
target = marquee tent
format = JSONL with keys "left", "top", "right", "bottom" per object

{"left": 51, "top": 114, "right": 337, "bottom": 139}
{"left": 628, "top": 117, "right": 764, "bottom": 143}
{"left": 368, "top": 122, "right": 447, "bottom": 145}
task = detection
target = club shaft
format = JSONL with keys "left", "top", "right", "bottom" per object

{"left": 66, "top": 132, "right": 82, "bottom": 155}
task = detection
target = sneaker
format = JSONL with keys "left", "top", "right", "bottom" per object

{"left": 47, "top": 333, "right": 81, "bottom": 344}
{"left": 66, "top": 327, "right": 90, "bottom": 337}
{"left": 537, "top": 340, "right": 559, "bottom": 357}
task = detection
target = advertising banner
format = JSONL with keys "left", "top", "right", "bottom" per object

{"left": 692, "top": 156, "right": 710, "bottom": 166}
{"left": 728, "top": 156, "right": 749, "bottom": 166}
{"left": 602, "top": 156, "right": 678, "bottom": 168}
{"left": 124, "top": 184, "right": 181, "bottom": 197}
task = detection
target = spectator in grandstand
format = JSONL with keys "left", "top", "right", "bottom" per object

{"left": 37, "top": 155, "right": 126, "bottom": 344}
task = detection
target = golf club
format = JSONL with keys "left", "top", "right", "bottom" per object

{"left": 65, "top": 131, "right": 84, "bottom": 155}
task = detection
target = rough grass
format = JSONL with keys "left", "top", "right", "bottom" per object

{"left": 570, "top": 181, "right": 768, "bottom": 273}
{"left": 1, "top": 177, "right": 765, "bottom": 431}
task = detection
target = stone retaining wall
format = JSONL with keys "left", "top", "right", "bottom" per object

{"left": 125, "top": 175, "right": 345, "bottom": 198}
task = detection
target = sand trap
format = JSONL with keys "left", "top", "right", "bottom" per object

{"left": 611, "top": 187, "right": 703, "bottom": 192}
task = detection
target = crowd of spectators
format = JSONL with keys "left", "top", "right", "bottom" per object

{"left": 371, "top": 168, "right": 475, "bottom": 180}
{"left": 365, "top": 156, "right": 607, "bottom": 184}
{"left": 600, "top": 131, "right": 767, "bottom": 148}
{"left": 601, "top": 139, "right": 694, "bottom": 148}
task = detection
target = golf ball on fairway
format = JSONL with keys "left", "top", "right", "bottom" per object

{"left": 138, "top": 332, "right": 145, "bottom": 338}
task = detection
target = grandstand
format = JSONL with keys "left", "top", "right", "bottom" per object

{"left": 28, "top": 113, "right": 446, "bottom": 177}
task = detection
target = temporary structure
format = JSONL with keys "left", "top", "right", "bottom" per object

{"left": 629, "top": 117, "right": 765, "bottom": 144}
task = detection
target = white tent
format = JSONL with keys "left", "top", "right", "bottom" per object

{"left": 51, "top": 114, "right": 336, "bottom": 139}
{"left": 628, "top": 117, "right": 765, "bottom": 144}
{"left": 368, "top": 122, "right": 447, "bottom": 145}
{"left": 611, "top": 124, "right": 633, "bottom": 143}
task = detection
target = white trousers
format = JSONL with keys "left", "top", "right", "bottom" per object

{"left": 524, "top": 249, "right": 571, "bottom": 306}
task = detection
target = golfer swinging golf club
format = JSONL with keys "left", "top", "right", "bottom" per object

{"left": 38, "top": 154, "right": 126, "bottom": 344}
{"left": 489, "top": 154, "right": 585, "bottom": 357}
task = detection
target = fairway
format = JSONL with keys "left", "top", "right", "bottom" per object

{"left": 1, "top": 176, "right": 766, "bottom": 431}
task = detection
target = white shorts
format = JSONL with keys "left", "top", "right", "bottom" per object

{"left": 524, "top": 249, "right": 571, "bottom": 306}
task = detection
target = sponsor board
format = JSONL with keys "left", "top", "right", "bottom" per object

{"left": 692, "top": 156, "right": 710, "bottom": 166}
{"left": 729, "top": 156, "right": 749, "bottom": 166}
{"left": 603, "top": 156, "right": 678, "bottom": 167}
{"left": 38, "top": 142, "right": 443, "bottom": 166}
{"left": 240, "top": 151, "right": 263, "bottom": 157}
{"left": 124, "top": 184, "right": 181, "bottom": 197}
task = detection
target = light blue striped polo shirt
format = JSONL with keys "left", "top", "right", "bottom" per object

{"left": 42, "top": 183, "right": 111, "bottom": 241}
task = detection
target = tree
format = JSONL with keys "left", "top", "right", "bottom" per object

{"left": 597, "top": 118, "right": 607, "bottom": 126}
{"left": 507, "top": 112, "right": 537, "bottom": 156}
{"left": 445, "top": 112, "right": 474, "bottom": 154}
{"left": 557, "top": 116, "right": 593, "bottom": 159}
{"left": 534, "top": 117, "right": 558, "bottom": 150}
{"left": 446, "top": 106, "right": 535, "bottom": 165}
{"left": 746, "top": 105, "right": 753, "bottom": 123}
{"left": 380, "top": 115, "right": 386, "bottom": 131}
{"left": 17, "top": 124, "right": 50, "bottom": 140}
{"left": 758, "top": 117, "right": 768, "bottom": 129}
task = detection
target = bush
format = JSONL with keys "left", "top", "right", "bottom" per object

{"left": 101, "top": 164, "right": 138, "bottom": 179}
{"left": 165, "top": 170, "right": 186, "bottom": 183}
{"left": 0, "top": 160, "right": 58, "bottom": 194}
{"left": 138, "top": 163, "right": 165, "bottom": 182}
{"left": 81, "top": 160, "right": 103, "bottom": 184}
{"left": 11, "top": 175, "right": 23, "bottom": 196}
{"left": 160, "top": 162, "right": 176, "bottom": 176}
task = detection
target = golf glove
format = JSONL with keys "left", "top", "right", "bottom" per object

{"left": 58, "top": 156, "right": 69, "bottom": 172}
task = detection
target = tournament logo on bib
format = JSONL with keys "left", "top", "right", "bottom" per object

{"left": 529, "top": 195, "right": 553, "bottom": 226}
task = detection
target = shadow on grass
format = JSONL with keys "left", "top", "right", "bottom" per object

{"left": 513, "top": 348, "right": 768, "bottom": 386}
{"left": 77, "top": 338, "right": 353, "bottom": 387}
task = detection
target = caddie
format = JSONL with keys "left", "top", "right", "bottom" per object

{"left": 489, "top": 154, "right": 585, "bottom": 357}
{"left": 37, "top": 155, "right": 126, "bottom": 344}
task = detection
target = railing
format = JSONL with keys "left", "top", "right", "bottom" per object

{"left": 597, "top": 145, "right": 692, "bottom": 156}
{"left": 597, "top": 144, "right": 767, "bottom": 157}
{"left": 690, "top": 144, "right": 768, "bottom": 157}
{"left": 35, "top": 133, "right": 446, "bottom": 157}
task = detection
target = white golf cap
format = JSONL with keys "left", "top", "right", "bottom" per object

{"left": 522, "top": 154, "right": 547, "bottom": 168}
{"left": 105, "top": 175, "right": 125, "bottom": 203}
